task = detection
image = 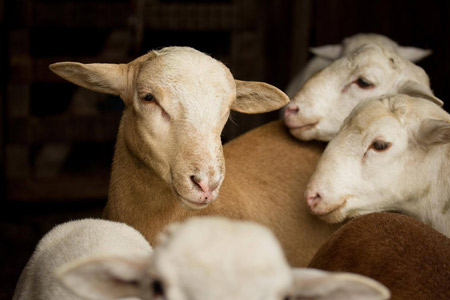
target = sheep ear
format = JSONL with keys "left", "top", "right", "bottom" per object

{"left": 398, "top": 80, "right": 443, "bottom": 107}
{"left": 55, "top": 255, "right": 150, "bottom": 300}
{"left": 232, "top": 80, "right": 290, "bottom": 114}
{"left": 396, "top": 46, "right": 432, "bottom": 62}
{"left": 418, "top": 119, "right": 450, "bottom": 146}
{"left": 289, "top": 269, "right": 390, "bottom": 300}
{"left": 49, "top": 62, "right": 128, "bottom": 97}
{"left": 309, "top": 44, "right": 342, "bottom": 60}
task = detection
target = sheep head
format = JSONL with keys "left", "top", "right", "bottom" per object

{"left": 50, "top": 47, "right": 289, "bottom": 209}
{"left": 56, "top": 217, "right": 390, "bottom": 300}
{"left": 305, "top": 92, "right": 448, "bottom": 225}
{"left": 284, "top": 43, "right": 437, "bottom": 142}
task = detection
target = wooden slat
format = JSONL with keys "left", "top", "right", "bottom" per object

{"left": 288, "top": 0, "right": 311, "bottom": 79}
{"left": 5, "top": 145, "right": 30, "bottom": 179}
{"left": 8, "top": 114, "right": 121, "bottom": 144}
{"left": 6, "top": 84, "right": 30, "bottom": 117}
{"left": 0, "top": 0, "right": 4, "bottom": 24}
{"left": 143, "top": 3, "right": 245, "bottom": 30}
{"left": 7, "top": 174, "right": 109, "bottom": 202}
{"left": 33, "top": 2, "right": 131, "bottom": 28}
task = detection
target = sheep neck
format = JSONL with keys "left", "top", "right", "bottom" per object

{"left": 400, "top": 145, "right": 450, "bottom": 237}
{"left": 105, "top": 119, "right": 186, "bottom": 240}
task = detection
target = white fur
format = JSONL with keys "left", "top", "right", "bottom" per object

{"left": 12, "top": 219, "right": 152, "bottom": 300}
{"left": 284, "top": 33, "right": 434, "bottom": 142}
{"left": 54, "top": 217, "right": 389, "bottom": 300}
{"left": 306, "top": 93, "right": 450, "bottom": 237}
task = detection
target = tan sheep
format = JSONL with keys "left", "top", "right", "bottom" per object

{"left": 50, "top": 47, "right": 337, "bottom": 267}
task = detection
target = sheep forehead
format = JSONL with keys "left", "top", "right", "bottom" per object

{"left": 344, "top": 95, "right": 411, "bottom": 132}
{"left": 346, "top": 44, "right": 396, "bottom": 68}
{"left": 153, "top": 218, "right": 291, "bottom": 289}
{"left": 343, "top": 33, "right": 399, "bottom": 54}
{"left": 138, "top": 48, "right": 234, "bottom": 115}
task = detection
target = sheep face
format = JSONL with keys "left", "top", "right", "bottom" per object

{"left": 148, "top": 217, "right": 293, "bottom": 300}
{"left": 124, "top": 48, "right": 234, "bottom": 209}
{"left": 284, "top": 44, "right": 430, "bottom": 142}
{"left": 305, "top": 94, "right": 449, "bottom": 223}
{"left": 49, "top": 47, "right": 288, "bottom": 209}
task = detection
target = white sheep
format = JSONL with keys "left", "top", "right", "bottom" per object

{"left": 285, "top": 33, "right": 431, "bottom": 98}
{"left": 50, "top": 47, "right": 337, "bottom": 267}
{"left": 305, "top": 91, "right": 450, "bottom": 237}
{"left": 284, "top": 34, "right": 438, "bottom": 142}
{"left": 12, "top": 219, "right": 152, "bottom": 300}
{"left": 55, "top": 217, "right": 390, "bottom": 300}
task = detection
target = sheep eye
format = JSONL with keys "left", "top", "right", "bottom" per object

{"left": 151, "top": 280, "right": 165, "bottom": 297}
{"left": 356, "top": 77, "right": 374, "bottom": 89}
{"left": 370, "top": 140, "right": 391, "bottom": 152}
{"left": 143, "top": 93, "right": 154, "bottom": 101}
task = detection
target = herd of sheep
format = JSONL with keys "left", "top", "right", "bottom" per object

{"left": 12, "top": 33, "right": 450, "bottom": 300}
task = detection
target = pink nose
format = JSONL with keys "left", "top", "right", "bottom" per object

{"left": 306, "top": 192, "right": 322, "bottom": 210}
{"left": 284, "top": 105, "right": 299, "bottom": 118}
{"left": 191, "top": 175, "right": 220, "bottom": 203}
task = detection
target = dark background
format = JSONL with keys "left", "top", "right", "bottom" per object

{"left": 1, "top": 0, "right": 449, "bottom": 298}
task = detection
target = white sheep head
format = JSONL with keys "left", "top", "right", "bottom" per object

{"left": 56, "top": 217, "right": 389, "bottom": 300}
{"left": 309, "top": 33, "right": 432, "bottom": 62}
{"left": 305, "top": 91, "right": 448, "bottom": 225}
{"left": 284, "top": 43, "right": 440, "bottom": 142}
{"left": 50, "top": 47, "right": 289, "bottom": 209}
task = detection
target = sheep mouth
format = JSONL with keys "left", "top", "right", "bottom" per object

{"left": 172, "top": 187, "right": 212, "bottom": 211}
{"left": 313, "top": 199, "right": 348, "bottom": 223}
{"left": 287, "top": 121, "right": 319, "bottom": 134}
{"left": 178, "top": 197, "right": 211, "bottom": 210}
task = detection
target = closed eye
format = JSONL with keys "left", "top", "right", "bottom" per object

{"left": 369, "top": 140, "right": 391, "bottom": 152}
{"left": 143, "top": 93, "right": 154, "bottom": 101}
{"left": 140, "top": 93, "right": 171, "bottom": 121}
{"left": 355, "top": 77, "right": 375, "bottom": 89}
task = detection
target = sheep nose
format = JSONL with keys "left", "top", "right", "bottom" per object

{"left": 306, "top": 192, "right": 322, "bottom": 210}
{"left": 284, "top": 104, "right": 299, "bottom": 118}
{"left": 190, "top": 175, "right": 219, "bottom": 202}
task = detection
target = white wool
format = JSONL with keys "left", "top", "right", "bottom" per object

{"left": 13, "top": 219, "right": 152, "bottom": 300}
{"left": 306, "top": 94, "right": 450, "bottom": 237}
{"left": 284, "top": 33, "right": 433, "bottom": 142}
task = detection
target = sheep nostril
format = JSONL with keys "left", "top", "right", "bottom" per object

{"left": 190, "top": 175, "right": 203, "bottom": 191}
{"left": 284, "top": 105, "right": 299, "bottom": 117}
{"left": 306, "top": 192, "right": 322, "bottom": 209}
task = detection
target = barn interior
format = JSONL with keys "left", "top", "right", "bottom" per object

{"left": 1, "top": 0, "right": 449, "bottom": 298}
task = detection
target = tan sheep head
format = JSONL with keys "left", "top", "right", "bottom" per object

{"left": 50, "top": 47, "right": 289, "bottom": 209}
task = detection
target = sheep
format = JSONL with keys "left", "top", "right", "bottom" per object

{"left": 50, "top": 46, "right": 338, "bottom": 267}
{"left": 285, "top": 33, "right": 431, "bottom": 99}
{"left": 49, "top": 46, "right": 289, "bottom": 209}
{"left": 55, "top": 216, "right": 390, "bottom": 300}
{"left": 305, "top": 92, "right": 450, "bottom": 237}
{"left": 12, "top": 219, "right": 152, "bottom": 300}
{"left": 284, "top": 33, "right": 438, "bottom": 142}
{"left": 308, "top": 212, "right": 450, "bottom": 300}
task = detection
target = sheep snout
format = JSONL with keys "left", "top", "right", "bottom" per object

{"left": 190, "top": 174, "right": 220, "bottom": 203}
{"left": 306, "top": 192, "right": 322, "bottom": 210}
{"left": 284, "top": 104, "right": 299, "bottom": 118}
